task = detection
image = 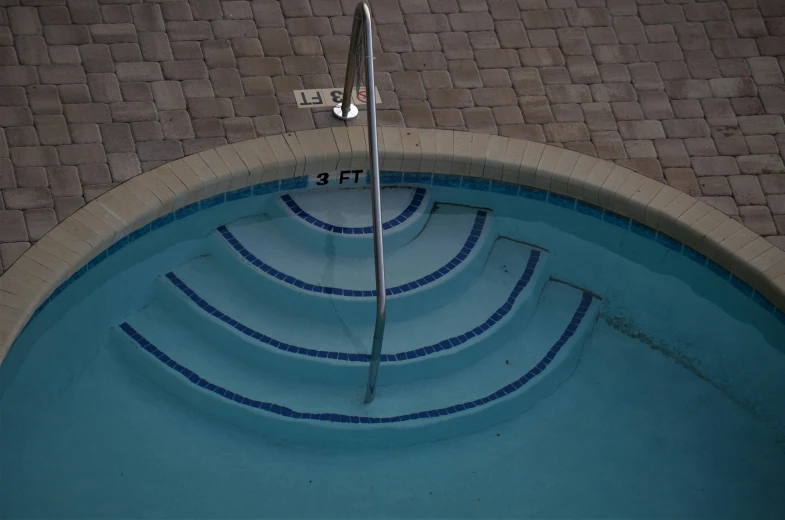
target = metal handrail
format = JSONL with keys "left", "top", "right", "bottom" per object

{"left": 333, "top": 1, "right": 386, "bottom": 404}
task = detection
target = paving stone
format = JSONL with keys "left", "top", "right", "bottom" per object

{"left": 433, "top": 108, "right": 465, "bottom": 129}
{"left": 401, "top": 52, "right": 447, "bottom": 71}
{"left": 528, "top": 29, "right": 557, "bottom": 48}
{"left": 618, "top": 120, "right": 665, "bottom": 140}
{"left": 704, "top": 21, "right": 737, "bottom": 40}
{"left": 745, "top": 135, "right": 779, "bottom": 155}
{"left": 543, "top": 123, "right": 589, "bottom": 143}
{"left": 438, "top": 32, "right": 472, "bottom": 60}
{"left": 23, "top": 208, "right": 57, "bottom": 240}
{"left": 663, "top": 167, "right": 700, "bottom": 196}
{"left": 462, "top": 107, "right": 497, "bottom": 133}
{"left": 757, "top": 36, "right": 785, "bottom": 57}
{"left": 692, "top": 156, "right": 740, "bottom": 176}
{"left": 557, "top": 27, "right": 590, "bottom": 56}
{"left": 759, "top": 86, "right": 785, "bottom": 116}
{"left": 15, "top": 167, "right": 47, "bottom": 188}
{"left": 582, "top": 102, "right": 616, "bottom": 131}
{"left": 739, "top": 205, "right": 777, "bottom": 235}
{"left": 674, "top": 22, "right": 710, "bottom": 51}
{"left": 665, "top": 79, "right": 713, "bottom": 99}
{"left": 429, "top": 88, "right": 473, "bottom": 108}
{"left": 546, "top": 84, "right": 591, "bottom": 104}
{"left": 151, "top": 81, "right": 186, "bottom": 111}
{"left": 730, "top": 97, "right": 765, "bottom": 116}
{"left": 0, "top": 210, "right": 28, "bottom": 242}
{"left": 712, "top": 126, "right": 749, "bottom": 156}
{"left": 539, "top": 67, "right": 570, "bottom": 85}
{"left": 718, "top": 58, "right": 751, "bottom": 78}
{"left": 480, "top": 69, "right": 512, "bottom": 88}
{"left": 698, "top": 176, "right": 731, "bottom": 196}
{"left": 101, "top": 6, "right": 132, "bottom": 24}
{"left": 233, "top": 96, "right": 279, "bottom": 117}
{"left": 728, "top": 175, "right": 766, "bottom": 204}
{"left": 645, "top": 25, "right": 676, "bottom": 44}
{"left": 654, "top": 138, "right": 690, "bottom": 167}
{"left": 139, "top": 33, "right": 173, "bottom": 63}
{"left": 69, "top": 122, "right": 100, "bottom": 144}
{"left": 592, "top": 44, "right": 637, "bottom": 64}
{"left": 747, "top": 57, "right": 784, "bottom": 85}
{"left": 49, "top": 45, "right": 81, "bottom": 66}
{"left": 472, "top": 87, "right": 517, "bottom": 107}
{"left": 280, "top": 104, "right": 315, "bottom": 131}
{"left": 232, "top": 38, "right": 264, "bottom": 58}
{"left": 519, "top": 48, "right": 564, "bottom": 67}
{"left": 492, "top": 105, "right": 524, "bottom": 125}
{"left": 700, "top": 98, "right": 736, "bottom": 127}
{"left": 136, "top": 140, "right": 183, "bottom": 162}
{"left": 565, "top": 8, "right": 610, "bottom": 27}
{"left": 592, "top": 130, "right": 626, "bottom": 159}
{"left": 496, "top": 21, "right": 530, "bottom": 49}
{"left": 510, "top": 68, "right": 545, "bottom": 95}
{"left": 737, "top": 154, "right": 785, "bottom": 175}
{"left": 131, "top": 121, "right": 163, "bottom": 141}
{"left": 671, "top": 100, "right": 703, "bottom": 119}
{"left": 624, "top": 139, "right": 656, "bottom": 158}
{"left": 100, "top": 123, "right": 133, "bottom": 153}
{"left": 590, "top": 83, "right": 636, "bottom": 102}
{"left": 700, "top": 195, "right": 739, "bottom": 215}
{"left": 663, "top": 118, "right": 710, "bottom": 139}
{"left": 167, "top": 21, "right": 213, "bottom": 42}
{"left": 110, "top": 43, "right": 143, "bottom": 63}
{"left": 87, "top": 72, "right": 121, "bottom": 103}
{"left": 399, "top": 99, "right": 435, "bottom": 127}
{"left": 684, "top": 137, "right": 717, "bottom": 157}
{"left": 738, "top": 115, "right": 785, "bottom": 135}
{"left": 76, "top": 163, "right": 111, "bottom": 185}
{"left": 613, "top": 16, "right": 646, "bottom": 45}
{"left": 611, "top": 101, "right": 642, "bottom": 121}
{"left": 120, "top": 82, "right": 153, "bottom": 102}
{"left": 711, "top": 38, "right": 758, "bottom": 59}
{"left": 520, "top": 95, "right": 554, "bottom": 123}
{"left": 522, "top": 9, "right": 567, "bottom": 29}
{"left": 566, "top": 56, "right": 600, "bottom": 84}
{"left": 709, "top": 77, "right": 757, "bottom": 98}
{"left": 46, "top": 165, "right": 81, "bottom": 197}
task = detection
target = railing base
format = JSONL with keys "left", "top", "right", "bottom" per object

{"left": 333, "top": 104, "right": 359, "bottom": 120}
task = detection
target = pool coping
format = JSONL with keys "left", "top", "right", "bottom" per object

{"left": 1, "top": 128, "right": 784, "bottom": 363}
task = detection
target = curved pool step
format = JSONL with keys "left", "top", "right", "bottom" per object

{"left": 155, "top": 239, "right": 549, "bottom": 385}
{"left": 113, "top": 282, "right": 599, "bottom": 447}
{"left": 207, "top": 204, "right": 495, "bottom": 320}
{"left": 268, "top": 187, "right": 433, "bottom": 257}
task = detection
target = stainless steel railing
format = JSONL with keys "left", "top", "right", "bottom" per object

{"left": 332, "top": 1, "right": 386, "bottom": 404}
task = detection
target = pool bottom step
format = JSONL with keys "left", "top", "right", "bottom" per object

{"left": 113, "top": 283, "right": 599, "bottom": 447}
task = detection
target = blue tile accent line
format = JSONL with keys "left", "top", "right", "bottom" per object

{"left": 281, "top": 187, "right": 427, "bottom": 235}
{"left": 164, "top": 250, "right": 541, "bottom": 363}
{"left": 216, "top": 210, "right": 488, "bottom": 298}
{"left": 118, "top": 291, "right": 592, "bottom": 424}
{"left": 20, "top": 171, "right": 785, "bottom": 333}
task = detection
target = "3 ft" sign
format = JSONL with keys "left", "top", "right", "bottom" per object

{"left": 294, "top": 88, "right": 382, "bottom": 108}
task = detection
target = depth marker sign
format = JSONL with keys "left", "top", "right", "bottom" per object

{"left": 294, "top": 87, "right": 382, "bottom": 108}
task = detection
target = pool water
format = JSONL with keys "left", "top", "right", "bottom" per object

{"left": 1, "top": 176, "right": 784, "bottom": 518}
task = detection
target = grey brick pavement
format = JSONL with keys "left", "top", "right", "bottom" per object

{"left": 1, "top": 0, "right": 785, "bottom": 273}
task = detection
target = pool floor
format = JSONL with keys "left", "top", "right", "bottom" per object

{"left": 2, "top": 321, "right": 783, "bottom": 518}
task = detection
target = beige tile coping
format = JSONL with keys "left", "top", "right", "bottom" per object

{"left": 1, "top": 129, "right": 784, "bottom": 363}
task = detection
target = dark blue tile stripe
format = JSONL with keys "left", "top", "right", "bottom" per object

{"left": 281, "top": 187, "right": 427, "bottom": 235}
{"left": 119, "top": 291, "right": 592, "bottom": 424}
{"left": 164, "top": 250, "right": 541, "bottom": 363}
{"left": 23, "top": 172, "right": 785, "bottom": 328}
{"left": 216, "top": 210, "right": 488, "bottom": 298}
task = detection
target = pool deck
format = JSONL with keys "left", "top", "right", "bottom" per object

{"left": 1, "top": 0, "right": 785, "bottom": 273}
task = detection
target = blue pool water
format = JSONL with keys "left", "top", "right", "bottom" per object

{"left": 1, "top": 175, "right": 784, "bottom": 517}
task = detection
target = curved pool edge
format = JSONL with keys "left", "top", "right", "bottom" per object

{"left": 1, "top": 128, "right": 784, "bottom": 363}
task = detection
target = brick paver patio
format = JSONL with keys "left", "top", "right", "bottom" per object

{"left": 1, "top": 0, "right": 784, "bottom": 274}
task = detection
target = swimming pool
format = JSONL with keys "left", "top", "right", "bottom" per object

{"left": 1, "top": 129, "right": 784, "bottom": 517}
